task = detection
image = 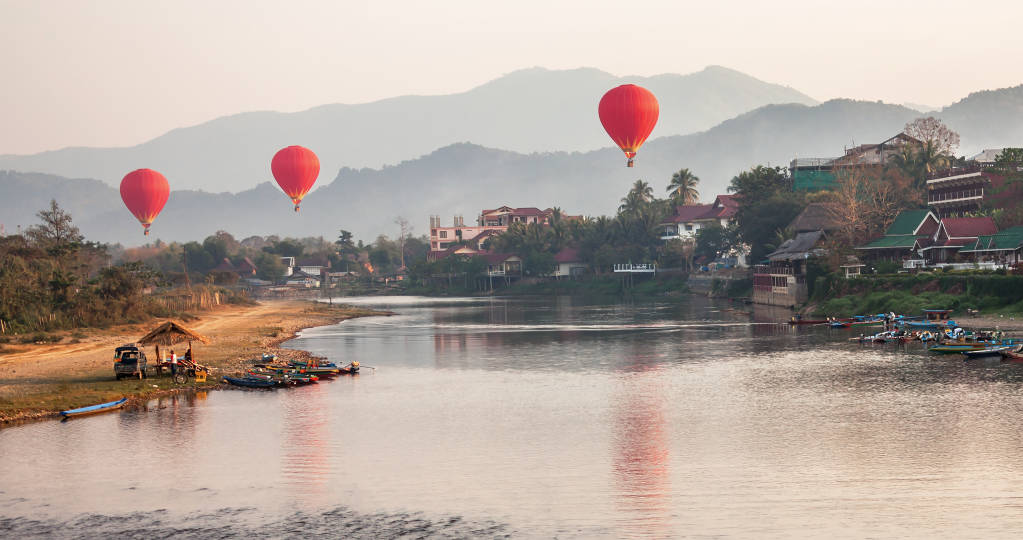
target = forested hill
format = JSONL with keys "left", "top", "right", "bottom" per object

{"left": 939, "top": 84, "right": 1023, "bottom": 152}
{"left": 0, "top": 66, "right": 815, "bottom": 193}
{"left": 0, "top": 98, "right": 944, "bottom": 246}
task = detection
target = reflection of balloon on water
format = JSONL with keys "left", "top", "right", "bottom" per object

{"left": 120, "top": 169, "right": 170, "bottom": 236}
{"left": 598, "top": 84, "right": 659, "bottom": 168}
{"left": 271, "top": 146, "right": 320, "bottom": 211}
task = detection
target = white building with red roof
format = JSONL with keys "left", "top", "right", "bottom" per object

{"left": 659, "top": 195, "right": 739, "bottom": 241}
{"left": 553, "top": 247, "right": 588, "bottom": 278}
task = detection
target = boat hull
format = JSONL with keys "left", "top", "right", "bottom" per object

{"left": 222, "top": 376, "right": 277, "bottom": 388}
{"left": 60, "top": 398, "right": 128, "bottom": 418}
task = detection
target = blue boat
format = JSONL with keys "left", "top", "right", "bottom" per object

{"left": 222, "top": 376, "right": 277, "bottom": 389}
{"left": 60, "top": 398, "right": 128, "bottom": 418}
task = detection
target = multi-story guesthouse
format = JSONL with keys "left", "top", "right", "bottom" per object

{"left": 429, "top": 206, "right": 575, "bottom": 252}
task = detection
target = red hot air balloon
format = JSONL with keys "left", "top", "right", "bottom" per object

{"left": 598, "top": 84, "right": 659, "bottom": 167}
{"left": 120, "top": 169, "right": 170, "bottom": 236}
{"left": 271, "top": 146, "right": 320, "bottom": 211}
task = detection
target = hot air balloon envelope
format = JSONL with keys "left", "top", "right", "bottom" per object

{"left": 598, "top": 85, "right": 659, "bottom": 167}
{"left": 120, "top": 169, "right": 170, "bottom": 236}
{"left": 271, "top": 146, "right": 320, "bottom": 211}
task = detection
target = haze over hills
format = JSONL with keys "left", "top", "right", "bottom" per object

{"left": 0, "top": 66, "right": 816, "bottom": 193}
{"left": 939, "top": 84, "right": 1023, "bottom": 152}
{"left": 4, "top": 79, "right": 1022, "bottom": 247}
{"left": 0, "top": 99, "right": 947, "bottom": 245}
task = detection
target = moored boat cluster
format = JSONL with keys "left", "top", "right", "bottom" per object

{"left": 796, "top": 309, "right": 1022, "bottom": 360}
{"left": 221, "top": 354, "right": 361, "bottom": 389}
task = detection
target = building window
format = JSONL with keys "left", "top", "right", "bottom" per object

{"left": 685, "top": 224, "right": 693, "bottom": 231}
{"left": 439, "top": 231, "right": 448, "bottom": 238}
{"left": 439, "top": 243, "right": 449, "bottom": 249}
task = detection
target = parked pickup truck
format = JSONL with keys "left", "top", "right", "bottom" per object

{"left": 113, "top": 344, "right": 148, "bottom": 380}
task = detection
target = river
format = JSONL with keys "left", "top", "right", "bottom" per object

{"left": 3, "top": 295, "right": 1023, "bottom": 539}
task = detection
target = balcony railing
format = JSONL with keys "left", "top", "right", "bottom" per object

{"left": 613, "top": 263, "right": 657, "bottom": 273}
{"left": 926, "top": 165, "right": 985, "bottom": 181}
{"left": 753, "top": 265, "right": 795, "bottom": 275}
{"left": 929, "top": 188, "right": 983, "bottom": 203}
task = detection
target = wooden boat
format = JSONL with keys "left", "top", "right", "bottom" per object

{"left": 929, "top": 343, "right": 988, "bottom": 354}
{"left": 60, "top": 398, "right": 127, "bottom": 418}
{"left": 1001, "top": 348, "right": 1023, "bottom": 362}
{"left": 831, "top": 319, "right": 884, "bottom": 329}
{"left": 287, "top": 374, "right": 319, "bottom": 385}
{"left": 222, "top": 375, "right": 277, "bottom": 388}
{"left": 963, "top": 344, "right": 1019, "bottom": 359}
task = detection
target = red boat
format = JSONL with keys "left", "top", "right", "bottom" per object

{"left": 1001, "top": 349, "right": 1023, "bottom": 362}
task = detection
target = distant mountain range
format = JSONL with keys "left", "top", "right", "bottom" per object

{"left": 2, "top": 70, "right": 1021, "bottom": 247}
{"left": 0, "top": 96, "right": 1000, "bottom": 247}
{"left": 0, "top": 66, "right": 815, "bottom": 193}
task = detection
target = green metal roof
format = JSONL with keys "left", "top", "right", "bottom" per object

{"left": 885, "top": 209, "right": 934, "bottom": 236}
{"left": 856, "top": 235, "right": 926, "bottom": 250}
{"left": 960, "top": 229, "right": 1023, "bottom": 252}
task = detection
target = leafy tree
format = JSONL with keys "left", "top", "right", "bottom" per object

{"left": 523, "top": 250, "right": 555, "bottom": 276}
{"left": 369, "top": 247, "right": 393, "bottom": 271}
{"left": 255, "top": 252, "right": 286, "bottom": 282}
{"left": 202, "top": 235, "right": 229, "bottom": 264}
{"left": 983, "top": 148, "right": 1023, "bottom": 227}
{"left": 728, "top": 166, "right": 804, "bottom": 262}
{"left": 182, "top": 241, "right": 215, "bottom": 273}
{"left": 666, "top": 168, "right": 700, "bottom": 205}
{"left": 887, "top": 118, "right": 959, "bottom": 188}
{"left": 904, "top": 116, "right": 960, "bottom": 156}
{"left": 25, "top": 199, "right": 83, "bottom": 256}
{"left": 694, "top": 224, "right": 730, "bottom": 261}
{"left": 262, "top": 239, "right": 304, "bottom": 258}
{"left": 727, "top": 165, "right": 790, "bottom": 198}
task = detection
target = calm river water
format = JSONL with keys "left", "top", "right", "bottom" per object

{"left": 4, "top": 295, "right": 1023, "bottom": 539}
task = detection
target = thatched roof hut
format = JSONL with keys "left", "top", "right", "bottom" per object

{"left": 138, "top": 321, "right": 210, "bottom": 347}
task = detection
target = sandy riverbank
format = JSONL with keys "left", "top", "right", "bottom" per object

{"left": 0, "top": 299, "right": 390, "bottom": 425}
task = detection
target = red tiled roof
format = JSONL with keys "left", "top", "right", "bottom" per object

{"left": 211, "top": 258, "right": 236, "bottom": 272}
{"left": 712, "top": 195, "right": 738, "bottom": 219}
{"left": 712, "top": 206, "right": 736, "bottom": 219}
{"left": 481, "top": 206, "right": 548, "bottom": 217}
{"left": 467, "top": 229, "right": 501, "bottom": 242}
{"left": 482, "top": 252, "right": 518, "bottom": 264}
{"left": 554, "top": 247, "right": 582, "bottom": 263}
{"left": 715, "top": 194, "right": 739, "bottom": 209}
{"left": 941, "top": 217, "right": 997, "bottom": 238}
{"left": 236, "top": 257, "right": 257, "bottom": 274}
{"left": 664, "top": 204, "right": 714, "bottom": 224}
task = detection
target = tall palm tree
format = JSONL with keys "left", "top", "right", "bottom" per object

{"left": 887, "top": 141, "right": 952, "bottom": 189}
{"left": 666, "top": 168, "right": 700, "bottom": 205}
{"left": 618, "top": 180, "right": 654, "bottom": 216}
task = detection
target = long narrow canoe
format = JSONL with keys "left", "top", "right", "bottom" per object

{"left": 929, "top": 343, "right": 987, "bottom": 354}
{"left": 60, "top": 398, "right": 127, "bottom": 418}
{"left": 222, "top": 376, "right": 277, "bottom": 388}
{"left": 963, "top": 345, "right": 1018, "bottom": 359}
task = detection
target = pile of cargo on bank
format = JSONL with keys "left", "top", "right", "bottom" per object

{"left": 789, "top": 309, "right": 1022, "bottom": 359}
{"left": 221, "top": 353, "right": 365, "bottom": 388}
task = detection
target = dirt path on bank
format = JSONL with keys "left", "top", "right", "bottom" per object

{"left": 0, "top": 299, "right": 389, "bottom": 424}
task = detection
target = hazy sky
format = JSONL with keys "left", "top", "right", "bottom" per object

{"left": 2, "top": 0, "right": 1021, "bottom": 155}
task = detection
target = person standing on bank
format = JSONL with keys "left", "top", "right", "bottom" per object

{"left": 170, "top": 349, "right": 178, "bottom": 376}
